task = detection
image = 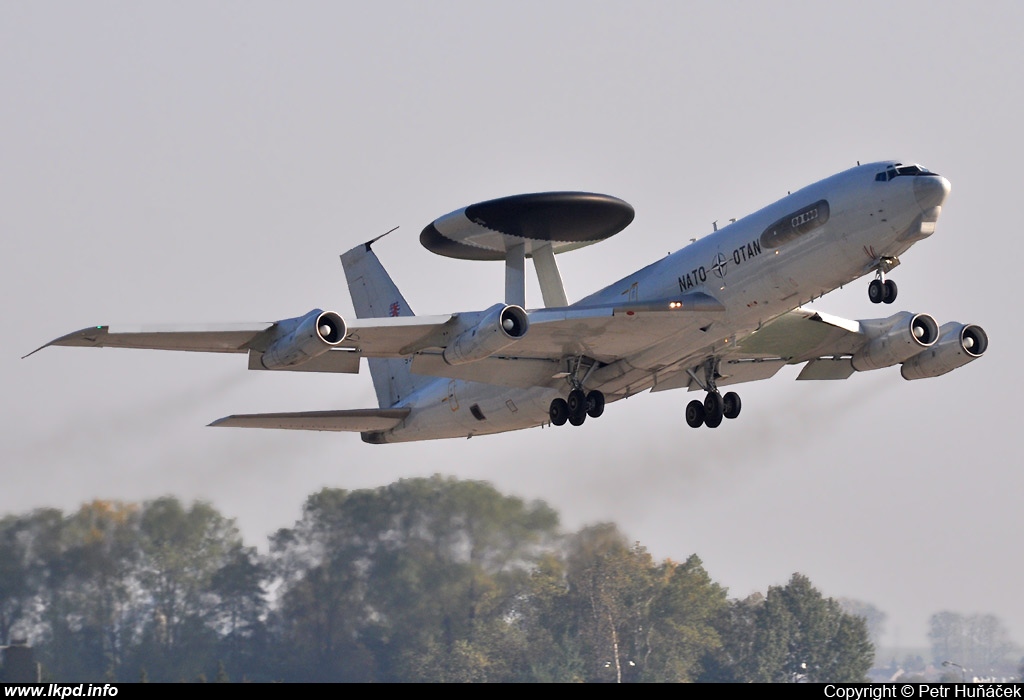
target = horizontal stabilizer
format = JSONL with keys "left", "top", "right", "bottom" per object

{"left": 209, "top": 408, "right": 410, "bottom": 432}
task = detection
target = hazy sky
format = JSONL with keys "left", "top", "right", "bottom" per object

{"left": 3, "top": 2, "right": 1021, "bottom": 653}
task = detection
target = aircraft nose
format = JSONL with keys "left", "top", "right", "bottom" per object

{"left": 915, "top": 175, "right": 951, "bottom": 210}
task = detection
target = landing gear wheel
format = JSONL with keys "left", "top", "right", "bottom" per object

{"left": 868, "top": 278, "right": 884, "bottom": 304}
{"left": 723, "top": 391, "right": 742, "bottom": 420}
{"left": 882, "top": 279, "right": 898, "bottom": 304}
{"left": 586, "top": 390, "right": 606, "bottom": 418}
{"left": 685, "top": 399, "right": 705, "bottom": 428}
{"left": 549, "top": 398, "right": 568, "bottom": 426}
{"left": 704, "top": 392, "right": 724, "bottom": 428}
{"left": 567, "top": 389, "right": 587, "bottom": 426}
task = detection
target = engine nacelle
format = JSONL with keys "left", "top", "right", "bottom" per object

{"left": 852, "top": 311, "right": 940, "bottom": 372}
{"left": 900, "top": 322, "right": 988, "bottom": 380}
{"left": 442, "top": 303, "right": 529, "bottom": 366}
{"left": 261, "top": 309, "right": 346, "bottom": 370}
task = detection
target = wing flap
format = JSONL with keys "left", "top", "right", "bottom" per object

{"left": 247, "top": 348, "right": 361, "bottom": 374}
{"left": 505, "top": 294, "right": 724, "bottom": 361}
{"left": 651, "top": 357, "right": 790, "bottom": 393}
{"left": 411, "top": 352, "right": 563, "bottom": 388}
{"left": 341, "top": 314, "right": 454, "bottom": 356}
{"left": 209, "top": 408, "right": 410, "bottom": 432}
{"left": 796, "top": 358, "right": 856, "bottom": 380}
{"left": 735, "top": 308, "right": 861, "bottom": 361}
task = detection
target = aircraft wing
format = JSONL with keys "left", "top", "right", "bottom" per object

{"left": 35, "top": 296, "right": 955, "bottom": 395}
{"left": 31, "top": 294, "right": 723, "bottom": 380}
{"left": 29, "top": 311, "right": 454, "bottom": 374}
{"left": 647, "top": 307, "right": 873, "bottom": 392}
{"left": 27, "top": 323, "right": 275, "bottom": 355}
{"left": 650, "top": 305, "right": 977, "bottom": 393}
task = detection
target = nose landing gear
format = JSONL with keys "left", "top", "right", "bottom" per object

{"left": 868, "top": 275, "right": 897, "bottom": 304}
{"left": 868, "top": 256, "right": 899, "bottom": 304}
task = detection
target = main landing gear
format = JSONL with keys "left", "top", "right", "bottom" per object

{"left": 868, "top": 256, "right": 899, "bottom": 304}
{"left": 685, "top": 357, "right": 742, "bottom": 429}
{"left": 685, "top": 391, "right": 741, "bottom": 428}
{"left": 548, "top": 357, "right": 606, "bottom": 428}
{"left": 549, "top": 388, "right": 605, "bottom": 427}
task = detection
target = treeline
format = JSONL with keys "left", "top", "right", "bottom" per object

{"left": 0, "top": 475, "right": 873, "bottom": 682}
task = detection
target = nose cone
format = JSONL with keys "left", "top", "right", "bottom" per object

{"left": 915, "top": 175, "right": 951, "bottom": 210}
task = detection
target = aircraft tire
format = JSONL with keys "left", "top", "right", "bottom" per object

{"left": 868, "top": 279, "right": 884, "bottom": 304}
{"left": 586, "top": 390, "right": 606, "bottom": 418}
{"left": 549, "top": 398, "right": 569, "bottom": 426}
{"left": 685, "top": 400, "right": 705, "bottom": 428}
{"left": 567, "top": 389, "right": 587, "bottom": 418}
{"left": 723, "top": 391, "right": 742, "bottom": 419}
{"left": 704, "top": 392, "right": 724, "bottom": 428}
{"left": 882, "top": 279, "right": 898, "bottom": 304}
{"left": 569, "top": 411, "right": 586, "bottom": 426}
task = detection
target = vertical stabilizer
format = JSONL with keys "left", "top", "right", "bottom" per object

{"left": 341, "top": 239, "right": 432, "bottom": 408}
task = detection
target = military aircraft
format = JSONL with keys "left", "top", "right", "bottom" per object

{"left": 31, "top": 161, "right": 987, "bottom": 443}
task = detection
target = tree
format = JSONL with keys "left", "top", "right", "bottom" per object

{"left": 839, "top": 598, "right": 887, "bottom": 650}
{"left": 928, "top": 612, "right": 1017, "bottom": 677}
{"left": 269, "top": 475, "right": 561, "bottom": 682}
{"left": 639, "top": 553, "right": 728, "bottom": 681}
{"left": 127, "top": 497, "right": 248, "bottom": 682}
{"left": 562, "top": 524, "right": 654, "bottom": 682}
{"left": 39, "top": 501, "right": 141, "bottom": 681}
{"left": 209, "top": 543, "right": 267, "bottom": 679}
{"left": 0, "top": 510, "right": 64, "bottom": 646}
{"left": 550, "top": 524, "right": 727, "bottom": 683}
{"left": 706, "top": 573, "right": 873, "bottom": 682}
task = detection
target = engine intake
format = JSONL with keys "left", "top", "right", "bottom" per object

{"left": 261, "top": 309, "right": 346, "bottom": 370}
{"left": 900, "top": 322, "right": 988, "bottom": 380}
{"left": 443, "top": 304, "right": 529, "bottom": 366}
{"left": 852, "top": 311, "right": 939, "bottom": 372}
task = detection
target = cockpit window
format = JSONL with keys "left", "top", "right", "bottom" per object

{"left": 876, "top": 163, "right": 937, "bottom": 181}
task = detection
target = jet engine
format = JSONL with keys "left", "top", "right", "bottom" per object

{"left": 261, "top": 309, "right": 347, "bottom": 370}
{"left": 900, "top": 322, "right": 988, "bottom": 380}
{"left": 442, "top": 304, "right": 529, "bottom": 366}
{"left": 852, "top": 311, "right": 939, "bottom": 372}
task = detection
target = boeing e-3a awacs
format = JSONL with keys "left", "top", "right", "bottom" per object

{"left": 32, "top": 161, "right": 988, "bottom": 443}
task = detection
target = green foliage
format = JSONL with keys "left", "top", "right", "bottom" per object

{"left": 269, "top": 475, "right": 561, "bottom": 682}
{"left": 0, "top": 478, "right": 884, "bottom": 682}
{"left": 701, "top": 573, "right": 874, "bottom": 682}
